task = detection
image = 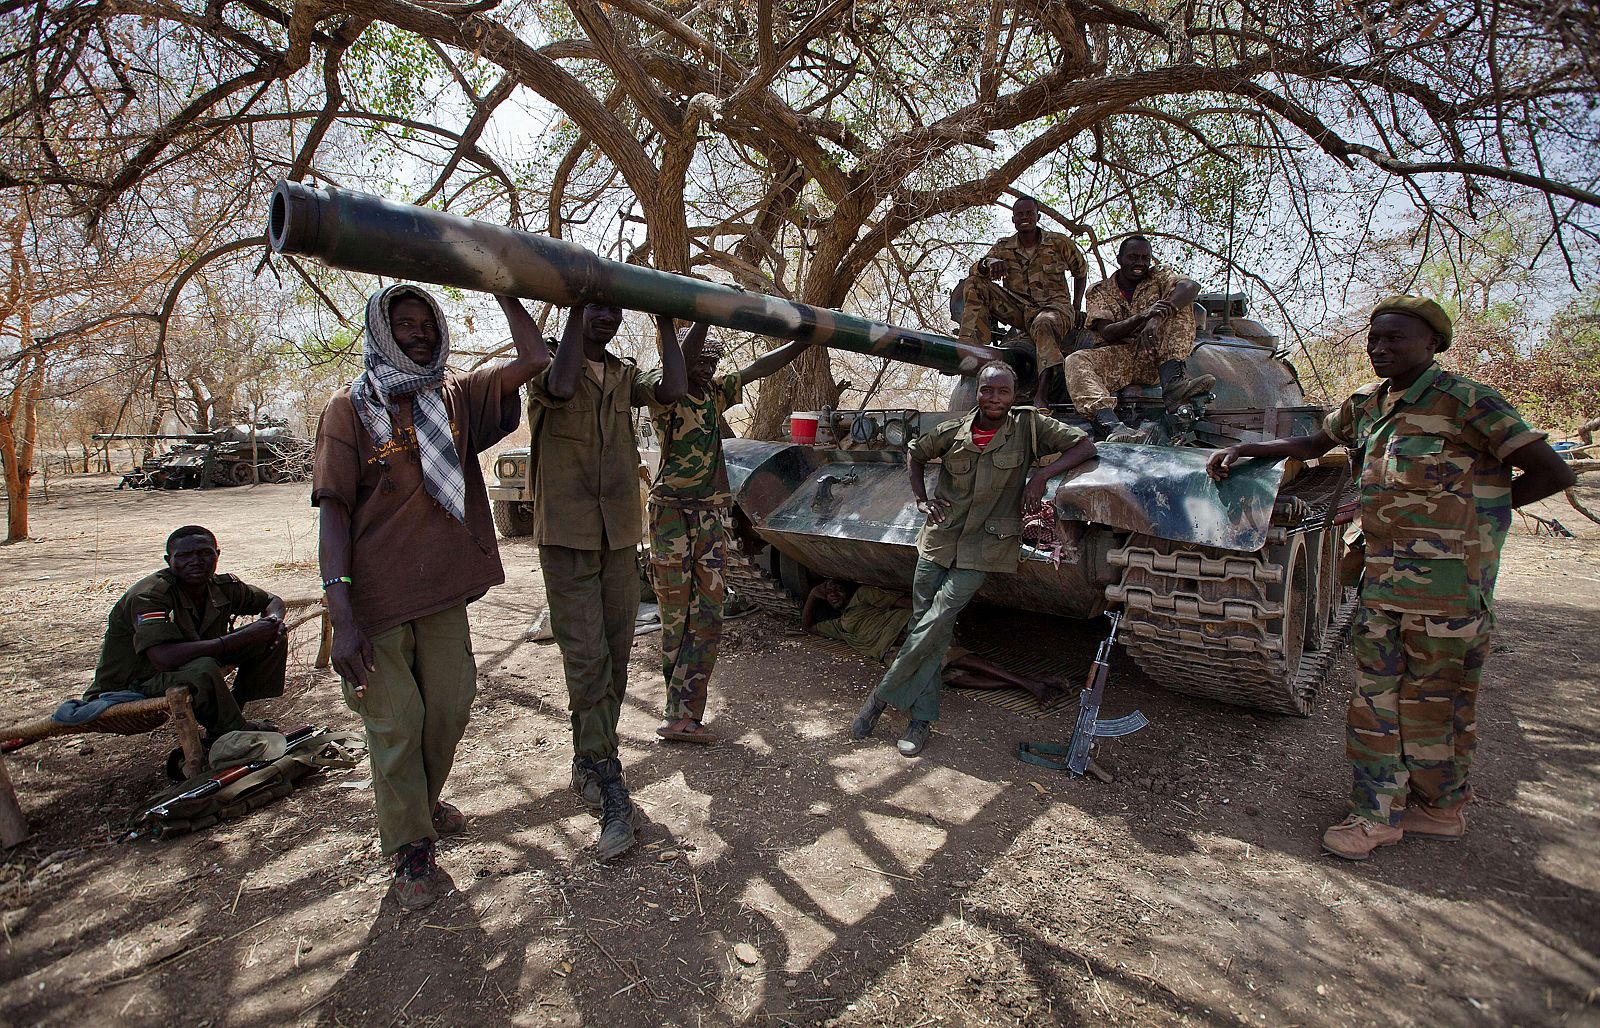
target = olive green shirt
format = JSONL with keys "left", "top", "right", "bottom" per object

{"left": 525, "top": 353, "right": 657, "bottom": 550}
{"left": 910, "top": 409, "right": 1088, "bottom": 574}
{"left": 89, "top": 569, "right": 273, "bottom": 696}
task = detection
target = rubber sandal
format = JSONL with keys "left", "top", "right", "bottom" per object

{"left": 656, "top": 720, "right": 717, "bottom": 745}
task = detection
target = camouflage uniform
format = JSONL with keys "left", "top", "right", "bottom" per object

{"left": 1067, "top": 267, "right": 1197, "bottom": 414}
{"left": 1324, "top": 362, "right": 1545, "bottom": 825}
{"left": 958, "top": 231, "right": 1087, "bottom": 370}
{"left": 640, "top": 368, "right": 743, "bottom": 722}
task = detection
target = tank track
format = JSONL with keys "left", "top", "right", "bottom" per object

{"left": 723, "top": 547, "right": 802, "bottom": 618}
{"left": 1105, "top": 465, "right": 1357, "bottom": 716}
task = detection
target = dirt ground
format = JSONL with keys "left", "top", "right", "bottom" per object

{"left": 1, "top": 474, "right": 1597, "bottom": 1027}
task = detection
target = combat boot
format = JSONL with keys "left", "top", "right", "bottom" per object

{"left": 1093, "top": 408, "right": 1143, "bottom": 444}
{"left": 593, "top": 758, "right": 639, "bottom": 860}
{"left": 850, "top": 695, "right": 887, "bottom": 739}
{"left": 570, "top": 756, "right": 602, "bottom": 814}
{"left": 1399, "top": 802, "right": 1467, "bottom": 840}
{"left": 1158, "top": 359, "right": 1215, "bottom": 412}
{"left": 1321, "top": 815, "right": 1403, "bottom": 860}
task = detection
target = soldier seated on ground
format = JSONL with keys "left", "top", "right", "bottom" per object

{"left": 1066, "top": 236, "right": 1213, "bottom": 442}
{"left": 956, "top": 196, "right": 1089, "bottom": 408}
{"left": 87, "top": 525, "right": 288, "bottom": 739}
{"left": 801, "top": 579, "right": 1065, "bottom": 702}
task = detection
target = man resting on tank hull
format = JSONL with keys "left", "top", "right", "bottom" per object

{"left": 849, "top": 361, "right": 1097, "bottom": 757}
{"left": 1067, "top": 236, "right": 1212, "bottom": 442}
{"left": 1207, "top": 296, "right": 1574, "bottom": 861}
{"left": 955, "top": 196, "right": 1089, "bottom": 409}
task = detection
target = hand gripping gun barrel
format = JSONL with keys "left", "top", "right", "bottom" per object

{"left": 1017, "top": 611, "right": 1149, "bottom": 778}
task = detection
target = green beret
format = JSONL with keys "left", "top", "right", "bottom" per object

{"left": 1371, "top": 295, "right": 1452, "bottom": 350}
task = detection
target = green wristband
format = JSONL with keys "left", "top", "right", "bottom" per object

{"left": 322, "top": 575, "right": 352, "bottom": 591}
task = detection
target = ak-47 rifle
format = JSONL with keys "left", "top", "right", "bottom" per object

{"left": 1063, "top": 611, "right": 1148, "bottom": 775}
{"left": 138, "top": 725, "right": 315, "bottom": 822}
{"left": 1016, "top": 611, "right": 1148, "bottom": 778}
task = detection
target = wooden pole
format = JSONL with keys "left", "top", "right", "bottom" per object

{"left": 0, "top": 756, "right": 30, "bottom": 848}
{"left": 165, "top": 688, "right": 206, "bottom": 779}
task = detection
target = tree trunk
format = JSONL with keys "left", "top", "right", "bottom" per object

{"left": 0, "top": 349, "right": 43, "bottom": 542}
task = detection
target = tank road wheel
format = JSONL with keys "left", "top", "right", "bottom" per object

{"left": 491, "top": 500, "right": 536, "bottom": 538}
{"left": 1304, "top": 529, "right": 1339, "bottom": 651}
{"left": 228, "top": 462, "right": 255, "bottom": 486}
{"left": 258, "top": 462, "right": 282, "bottom": 484}
{"left": 1107, "top": 530, "right": 1327, "bottom": 716}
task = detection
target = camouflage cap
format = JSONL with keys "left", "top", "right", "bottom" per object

{"left": 1372, "top": 295, "right": 1452, "bottom": 350}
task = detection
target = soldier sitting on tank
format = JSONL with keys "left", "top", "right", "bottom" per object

{"left": 1207, "top": 296, "right": 1575, "bottom": 861}
{"left": 637, "top": 321, "right": 811, "bottom": 746}
{"left": 803, "top": 579, "right": 1065, "bottom": 701}
{"left": 956, "top": 196, "right": 1088, "bottom": 409}
{"left": 1066, "top": 236, "right": 1213, "bottom": 442}
{"left": 86, "top": 525, "right": 288, "bottom": 740}
{"left": 849, "top": 361, "right": 1097, "bottom": 757}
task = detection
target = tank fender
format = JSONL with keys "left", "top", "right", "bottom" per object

{"left": 1050, "top": 444, "right": 1284, "bottom": 552}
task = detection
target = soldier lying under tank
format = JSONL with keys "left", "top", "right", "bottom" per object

{"left": 1066, "top": 235, "right": 1213, "bottom": 442}
{"left": 846, "top": 361, "right": 1097, "bottom": 758}
{"left": 801, "top": 579, "right": 1066, "bottom": 702}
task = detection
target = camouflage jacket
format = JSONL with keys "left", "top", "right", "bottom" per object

{"left": 970, "top": 231, "right": 1087, "bottom": 309}
{"left": 1084, "top": 265, "right": 1196, "bottom": 344}
{"left": 640, "top": 369, "right": 744, "bottom": 509}
{"left": 1324, "top": 362, "right": 1545, "bottom": 615}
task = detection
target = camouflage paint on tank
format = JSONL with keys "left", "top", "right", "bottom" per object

{"left": 723, "top": 437, "right": 1276, "bottom": 618}
{"left": 1051, "top": 444, "right": 1284, "bottom": 551}
{"left": 268, "top": 181, "right": 1002, "bottom": 377}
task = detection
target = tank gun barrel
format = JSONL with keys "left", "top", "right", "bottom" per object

{"left": 93, "top": 433, "right": 217, "bottom": 441}
{"left": 268, "top": 181, "right": 1000, "bottom": 377}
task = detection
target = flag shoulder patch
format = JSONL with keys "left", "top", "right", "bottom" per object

{"left": 136, "top": 611, "right": 170, "bottom": 624}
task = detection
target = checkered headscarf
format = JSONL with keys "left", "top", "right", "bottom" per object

{"left": 350, "top": 285, "right": 467, "bottom": 522}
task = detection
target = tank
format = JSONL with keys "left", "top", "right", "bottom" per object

{"left": 97, "top": 423, "right": 313, "bottom": 489}
{"left": 267, "top": 181, "right": 1352, "bottom": 716}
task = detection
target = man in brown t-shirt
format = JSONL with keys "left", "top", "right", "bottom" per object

{"left": 314, "top": 284, "right": 550, "bottom": 910}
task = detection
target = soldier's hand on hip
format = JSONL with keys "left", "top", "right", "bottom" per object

{"left": 917, "top": 498, "right": 952, "bottom": 524}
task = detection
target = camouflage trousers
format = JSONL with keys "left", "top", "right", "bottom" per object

{"left": 647, "top": 503, "right": 727, "bottom": 722}
{"left": 1347, "top": 604, "right": 1492, "bottom": 825}
{"left": 958, "top": 279, "right": 1074, "bottom": 369}
{"left": 1063, "top": 319, "right": 1194, "bottom": 414}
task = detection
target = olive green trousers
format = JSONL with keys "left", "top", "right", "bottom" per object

{"left": 541, "top": 544, "right": 640, "bottom": 763}
{"left": 136, "top": 636, "right": 287, "bottom": 736}
{"left": 342, "top": 604, "right": 477, "bottom": 856}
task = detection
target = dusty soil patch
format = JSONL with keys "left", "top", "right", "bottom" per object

{"left": 1, "top": 475, "right": 1597, "bottom": 1026}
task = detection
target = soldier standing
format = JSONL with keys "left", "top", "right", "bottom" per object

{"left": 526, "top": 304, "right": 685, "bottom": 860}
{"left": 315, "top": 285, "right": 550, "bottom": 908}
{"left": 956, "top": 196, "right": 1088, "bottom": 408}
{"left": 1068, "top": 235, "right": 1211, "bottom": 441}
{"left": 1207, "top": 296, "right": 1574, "bottom": 860}
{"left": 639, "top": 321, "right": 811, "bottom": 745}
{"left": 849, "top": 362, "right": 1097, "bottom": 757}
